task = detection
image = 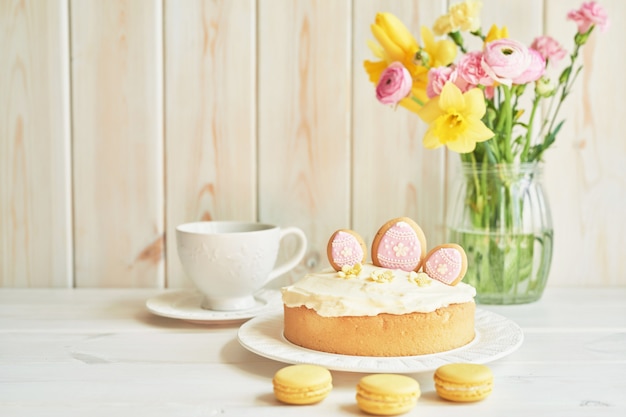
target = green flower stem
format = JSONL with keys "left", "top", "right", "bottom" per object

{"left": 500, "top": 165, "right": 514, "bottom": 230}
{"left": 546, "top": 45, "right": 580, "bottom": 136}
{"left": 481, "top": 159, "right": 491, "bottom": 228}
{"left": 411, "top": 96, "right": 425, "bottom": 107}
{"left": 502, "top": 86, "right": 514, "bottom": 163}
{"left": 493, "top": 85, "right": 514, "bottom": 163}
{"left": 536, "top": 26, "right": 594, "bottom": 161}
{"left": 522, "top": 95, "right": 541, "bottom": 162}
{"left": 484, "top": 142, "right": 498, "bottom": 164}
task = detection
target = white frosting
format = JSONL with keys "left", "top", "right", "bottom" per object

{"left": 281, "top": 263, "right": 476, "bottom": 317}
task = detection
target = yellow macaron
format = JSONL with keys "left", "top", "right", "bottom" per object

{"left": 356, "top": 374, "right": 420, "bottom": 416}
{"left": 434, "top": 363, "right": 493, "bottom": 402}
{"left": 272, "top": 364, "right": 332, "bottom": 405}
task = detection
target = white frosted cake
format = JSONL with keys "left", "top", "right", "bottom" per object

{"left": 282, "top": 263, "right": 476, "bottom": 357}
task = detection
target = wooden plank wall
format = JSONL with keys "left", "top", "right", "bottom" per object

{"left": 1, "top": 0, "right": 624, "bottom": 288}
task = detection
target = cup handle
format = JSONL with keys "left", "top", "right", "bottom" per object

{"left": 267, "top": 227, "right": 307, "bottom": 282}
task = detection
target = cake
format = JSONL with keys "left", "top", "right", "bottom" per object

{"left": 282, "top": 264, "right": 476, "bottom": 356}
{"left": 281, "top": 217, "right": 476, "bottom": 357}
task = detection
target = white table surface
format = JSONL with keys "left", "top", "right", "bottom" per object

{"left": 1, "top": 288, "right": 625, "bottom": 416}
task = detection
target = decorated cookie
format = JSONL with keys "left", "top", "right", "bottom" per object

{"left": 371, "top": 217, "right": 427, "bottom": 272}
{"left": 421, "top": 244, "right": 468, "bottom": 286}
{"left": 327, "top": 229, "right": 367, "bottom": 271}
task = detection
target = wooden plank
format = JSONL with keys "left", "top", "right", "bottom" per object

{"left": 353, "top": 1, "right": 448, "bottom": 254}
{"left": 164, "top": 0, "right": 256, "bottom": 288}
{"left": 257, "top": 0, "right": 352, "bottom": 281}
{"left": 0, "top": 0, "right": 72, "bottom": 287}
{"left": 71, "top": 0, "right": 164, "bottom": 287}
{"left": 543, "top": 0, "right": 626, "bottom": 286}
{"left": 1, "top": 0, "right": 624, "bottom": 289}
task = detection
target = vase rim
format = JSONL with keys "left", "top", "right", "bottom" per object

{"left": 458, "top": 161, "right": 543, "bottom": 166}
{"left": 458, "top": 161, "right": 545, "bottom": 176}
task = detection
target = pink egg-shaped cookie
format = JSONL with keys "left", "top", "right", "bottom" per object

{"left": 327, "top": 229, "right": 367, "bottom": 271}
{"left": 421, "top": 244, "right": 468, "bottom": 286}
{"left": 371, "top": 217, "right": 427, "bottom": 272}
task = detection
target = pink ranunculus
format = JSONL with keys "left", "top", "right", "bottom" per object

{"left": 530, "top": 36, "right": 567, "bottom": 64}
{"left": 567, "top": 1, "right": 609, "bottom": 34}
{"left": 513, "top": 49, "right": 546, "bottom": 84}
{"left": 376, "top": 62, "right": 413, "bottom": 105}
{"left": 456, "top": 51, "right": 495, "bottom": 87}
{"left": 481, "top": 39, "right": 532, "bottom": 86}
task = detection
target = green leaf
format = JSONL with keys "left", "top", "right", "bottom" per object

{"left": 529, "top": 120, "right": 565, "bottom": 161}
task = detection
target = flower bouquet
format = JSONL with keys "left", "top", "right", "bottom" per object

{"left": 364, "top": 1, "right": 608, "bottom": 303}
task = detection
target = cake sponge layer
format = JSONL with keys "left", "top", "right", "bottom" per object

{"left": 283, "top": 302, "right": 475, "bottom": 357}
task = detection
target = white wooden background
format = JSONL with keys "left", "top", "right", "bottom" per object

{"left": 1, "top": 0, "right": 625, "bottom": 288}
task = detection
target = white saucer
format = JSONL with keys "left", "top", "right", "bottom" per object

{"left": 146, "top": 289, "right": 282, "bottom": 324}
{"left": 238, "top": 309, "right": 523, "bottom": 373}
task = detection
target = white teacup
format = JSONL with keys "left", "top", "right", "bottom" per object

{"left": 176, "top": 221, "right": 307, "bottom": 311}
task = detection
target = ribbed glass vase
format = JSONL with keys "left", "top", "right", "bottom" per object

{"left": 447, "top": 162, "right": 554, "bottom": 304}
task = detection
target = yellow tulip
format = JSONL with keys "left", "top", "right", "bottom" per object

{"left": 417, "top": 82, "right": 494, "bottom": 153}
{"left": 370, "top": 12, "right": 419, "bottom": 64}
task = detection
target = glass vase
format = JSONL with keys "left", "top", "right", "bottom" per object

{"left": 447, "top": 162, "right": 553, "bottom": 304}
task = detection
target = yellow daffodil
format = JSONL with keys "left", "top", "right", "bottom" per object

{"left": 485, "top": 24, "right": 509, "bottom": 43}
{"left": 417, "top": 82, "right": 494, "bottom": 153}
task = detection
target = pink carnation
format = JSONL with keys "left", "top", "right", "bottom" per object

{"left": 426, "top": 66, "right": 454, "bottom": 98}
{"left": 530, "top": 36, "right": 567, "bottom": 64}
{"left": 482, "top": 39, "right": 532, "bottom": 86}
{"left": 512, "top": 49, "right": 546, "bottom": 84}
{"left": 567, "top": 1, "right": 609, "bottom": 34}
{"left": 376, "top": 62, "right": 413, "bottom": 105}
{"left": 426, "top": 67, "right": 470, "bottom": 98}
{"left": 456, "top": 51, "right": 495, "bottom": 87}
